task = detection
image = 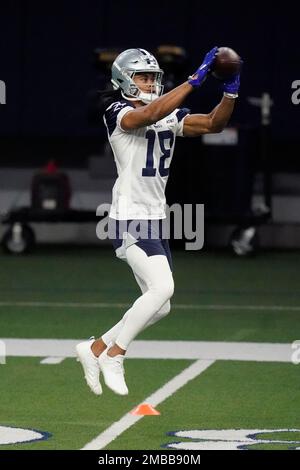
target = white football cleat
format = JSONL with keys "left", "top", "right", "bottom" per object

{"left": 76, "top": 339, "right": 102, "bottom": 395}
{"left": 98, "top": 348, "right": 128, "bottom": 396}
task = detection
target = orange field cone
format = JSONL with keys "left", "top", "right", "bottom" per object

{"left": 130, "top": 403, "right": 160, "bottom": 416}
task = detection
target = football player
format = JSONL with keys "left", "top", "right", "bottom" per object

{"left": 76, "top": 47, "right": 241, "bottom": 395}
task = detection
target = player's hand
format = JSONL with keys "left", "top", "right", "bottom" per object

{"left": 188, "top": 46, "right": 218, "bottom": 88}
{"left": 223, "top": 72, "right": 241, "bottom": 95}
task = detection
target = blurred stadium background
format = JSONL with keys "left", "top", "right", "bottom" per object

{"left": 0, "top": 0, "right": 300, "bottom": 451}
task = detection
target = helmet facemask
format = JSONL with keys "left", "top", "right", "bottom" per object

{"left": 111, "top": 49, "right": 164, "bottom": 104}
{"left": 121, "top": 70, "right": 164, "bottom": 104}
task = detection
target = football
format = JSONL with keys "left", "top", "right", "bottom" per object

{"left": 211, "top": 47, "right": 241, "bottom": 80}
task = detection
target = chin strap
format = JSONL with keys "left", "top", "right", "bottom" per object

{"left": 121, "top": 90, "right": 159, "bottom": 104}
{"left": 139, "top": 92, "right": 160, "bottom": 104}
{"left": 121, "top": 91, "right": 138, "bottom": 102}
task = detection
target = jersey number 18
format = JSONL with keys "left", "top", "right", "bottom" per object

{"left": 142, "top": 130, "right": 174, "bottom": 178}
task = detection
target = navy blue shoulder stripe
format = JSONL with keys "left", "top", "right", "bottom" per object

{"left": 104, "top": 100, "right": 134, "bottom": 136}
{"left": 176, "top": 108, "right": 190, "bottom": 123}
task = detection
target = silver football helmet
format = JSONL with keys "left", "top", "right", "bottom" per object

{"left": 111, "top": 48, "right": 164, "bottom": 104}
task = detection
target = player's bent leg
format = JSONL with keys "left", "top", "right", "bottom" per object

{"left": 76, "top": 338, "right": 102, "bottom": 395}
{"left": 127, "top": 273, "right": 172, "bottom": 327}
{"left": 133, "top": 274, "right": 171, "bottom": 326}
{"left": 115, "top": 244, "right": 174, "bottom": 350}
{"left": 100, "top": 230, "right": 173, "bottom": 348}
{"left": 97, "top": 245, "right": 174, "bottom": 395}
{"left": 101, "top": 277, "right": 171, "bottom": 347}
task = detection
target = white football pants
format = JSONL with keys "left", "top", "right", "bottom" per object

{"left": 101, "top": 243, "right": 174, "bottom": 350}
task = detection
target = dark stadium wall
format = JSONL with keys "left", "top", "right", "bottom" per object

{"left": 0, "top": 1, "right": 299, "bottom": 167}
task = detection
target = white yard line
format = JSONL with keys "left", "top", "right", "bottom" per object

{"left": 0, "top": 301, "right": 300, "bottom": 311}
{"left": 82, "top": 359, "right": 215, "bottom": 450}
{"left": 1, "top": 338, "right": 294, "bottom": 363}
{"left": 40, "top": 357, "right": 66, "bottom": 364}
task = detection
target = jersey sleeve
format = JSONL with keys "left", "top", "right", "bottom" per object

{"left": 103, "top": 101, "right": 134, "bottom": 136}
{"left": 174, "top": 108, "right": 191, "bottom": 137}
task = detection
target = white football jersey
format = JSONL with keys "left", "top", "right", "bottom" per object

{"left": 103, "top": 99, "right": 189, "bottom": 220}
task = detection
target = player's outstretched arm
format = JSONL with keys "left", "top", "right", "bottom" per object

{"left": 182, "top": 73, "right": 241, "bottom": 136}
{"left": 121, "top": 81, "right": 193, "bottom": 130}
{"left": 121, "top": 47, "right": 218, "bottom": 131}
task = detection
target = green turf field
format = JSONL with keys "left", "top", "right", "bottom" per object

{"left": 0, "top": 247, "right": 300, "bottom": 450}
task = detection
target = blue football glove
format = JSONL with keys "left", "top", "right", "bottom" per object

{"left": 188, "top": 46, "right": 218, "bottom": 88}
{"left": 223, "top": 72, "right": 241, "bottom": 95}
